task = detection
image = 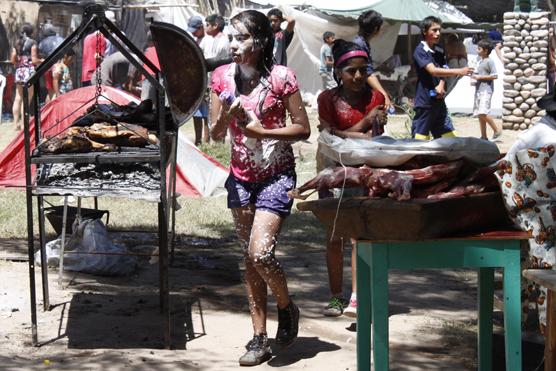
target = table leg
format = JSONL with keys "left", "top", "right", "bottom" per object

{"left": 357, "top": 242, "right": 372, "bottom": 371}
{"left": 478, "top": 267, "right": 494, "bottom": 371}
{"left": 371, "top": 243, "right": 389, "bottom": 371}
{"left": 503, "top": 245, "right": 522, "bottom": 371}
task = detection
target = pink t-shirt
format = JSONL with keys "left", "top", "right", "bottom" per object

{"left": 81, "top": 32, "right": 106, "bottom": 82}
{"left": 211, "top": 64, "right": 299, "bottom": 182}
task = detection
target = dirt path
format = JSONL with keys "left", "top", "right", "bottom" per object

{"left": 0, "top": 113, "right": 531, "bottom": 370}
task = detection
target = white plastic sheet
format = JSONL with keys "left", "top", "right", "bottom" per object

{"left": 317, "top": 130, "right": 501, "bottom": 167}
{"left": 36, "top": 219, "right": 136, "bottom": 276}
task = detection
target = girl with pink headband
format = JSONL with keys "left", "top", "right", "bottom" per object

{"left": 317, "top": 39, "right": 387, "bottom": 318}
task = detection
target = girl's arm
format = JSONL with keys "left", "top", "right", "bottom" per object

{"left": 367, "top": 75, "right": 392, "bottom": 108}
{"left": 209, "top": 91, "right": 234, "bottom": 141}
{"left": 10, "top": 48, "right": 17, "bottom": 65}
{"left": 31, "top": 45, "right": 40, "bottom": 66}
{"left": 52, "top": 66, "right": 61, "bottom": 97}
{"left": 241, "top": 91, "right": 310, "bottom": 141}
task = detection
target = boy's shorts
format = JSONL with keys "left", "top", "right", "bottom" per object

{"left": 473, "top": 89, "right": 493, "bottom": 116}
{"left": 412, "top": 101, "right": 455, "bottom": 140}
{"left": 225, "top": 171, "right": 296, "bottom": 218}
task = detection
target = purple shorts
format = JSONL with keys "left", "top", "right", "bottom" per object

{"left": 225, "top": 171, "right": 296, "bottom": 218}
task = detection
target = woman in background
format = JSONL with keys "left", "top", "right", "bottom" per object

{"left": 10, "top": 23, "right": 39, "bottom": 130}
{"left": 317, "top": 39, "right": 387, "bottom": 318}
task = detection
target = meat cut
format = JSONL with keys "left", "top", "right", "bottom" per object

{"left": 38, "top": 123, "right": 158, "bottom": 154}
{"left": 289, "top": 160, "right": 495, "bottom": 201}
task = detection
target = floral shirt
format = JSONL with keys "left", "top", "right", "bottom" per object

{"left": 53, "top": 62, "right": 73, "bottom": 95}
{"left": 211, "top": 63, "right": 299, "bottom": 182}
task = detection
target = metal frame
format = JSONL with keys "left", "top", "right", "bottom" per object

{"left": 23, "top": 4, "right": 176, "bottom": 348}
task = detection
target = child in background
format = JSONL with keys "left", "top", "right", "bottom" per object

{"left": 319, "top": 31, "right": 336, "bottom": 91}
{"left": 412, "top": 16, "right": 473, "bottom": 140}
{"left": 472, "top": 39, "right": 502, "bottom": 141}
{"left": 52, "top": 50, "right": 75, "bottom": 98}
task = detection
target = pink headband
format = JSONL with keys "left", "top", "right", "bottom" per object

{"left": 335, "top": 50, "right": 368, "bottom": 67}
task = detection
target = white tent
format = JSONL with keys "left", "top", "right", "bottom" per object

{"left": 243, "top": 0, "right": 478, "bottom": 112}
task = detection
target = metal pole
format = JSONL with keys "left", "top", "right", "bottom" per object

{"left": 170, "top": 135, "right": 178, "bottom": 265}
{"left": 58, "top": 197, "right": 68, "bottom": 289}
{"left": 157, "top": 86, "right": 171, "bottom": 348}
{"left": 37, "top": 196, "right": 50, "bottom": 311}
{"left": 23, "top": 85, "right": 38, "bottom": 346}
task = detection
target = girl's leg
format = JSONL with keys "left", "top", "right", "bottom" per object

{"left": 13, "top": 85, "right": 23, "bottom": 129}
{"left": 231, "top": 205, "right": 267, "bottom": 334}
{"left": 485, "top": 115, "right": 500, "bottom": 135}
{"left": 248, "top": 210, "right": 290, "bottom": 310}
{"left": 478, "top": 114, "right": 487, "bottom": 139}
{"left": 351, "top": 239, "right": 357, "bottom": 294}
{"left": 326, "top": 233, "right": 344, "bottom": 298}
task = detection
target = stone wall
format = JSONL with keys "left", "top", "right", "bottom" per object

{"left": 502, "top": 11, "right": 549, "bottom": 130}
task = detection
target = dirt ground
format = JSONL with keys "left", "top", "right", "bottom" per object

{"left": 0, "top": 113, "right": 538, "bottom": 370}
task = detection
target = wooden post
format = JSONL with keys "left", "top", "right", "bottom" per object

{"left": 547, "top": 290, "right": 556, "bottom": 371}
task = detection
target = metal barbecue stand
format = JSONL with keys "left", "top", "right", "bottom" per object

{"left": 23, "top": 3, "right": 175, "bottom": 348}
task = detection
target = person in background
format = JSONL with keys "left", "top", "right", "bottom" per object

{"left": 487, "top": 27, "right": 503, "bottom": 61}
{"left": 141, "top": 31, "right": 160, "bottom": 103}
{"left": 472, "top": 39, "right": 501, "bottom": 141}
{"left": 103, "top": 10, "right": 123, "bottom": 57}
{"left": 91, "top": 50, "right": 138, "bottom": 94}
{"left": 38, "top": 22, "right": 64, "bottom": 103}
{"left": 11, "top": 23, "right": 38, "bottom": 131}
{"left": 52, "top": 49, "right": 75, "bottom": 98}
{"left": 412, "top": 16, "right": 473, "bottom": 140}
{"left": 319, "top": 31, "right": 336, "bottom": 91}
{"left": 443, "top": 33, "right": 467, "bottom": 95}
{"left": 81, "top": 30, "right": 106, "bottom": 87}
{"left": 188, "top": 15, "right": 210, "bottom": 145}
{"left": 200, "top": 15, "right": 231, "bottom": 144}
{"left": 210, "top": 9, "right": 310, "bottom": 366}
{"left": 317, "top": 39, "right": 386, "bottom": 318}
{"left": 201, "top": 14, "right": 231, "bottom": 60}
{"left": 353, "top": 10, "right": 392, "bottom": 109}
{"left": 267, "top": 8, "right": 295, "bottom": 66}
{"left": 548, "top": 26, "right": 556, "bottom": 94}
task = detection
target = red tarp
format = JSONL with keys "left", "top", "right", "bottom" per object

{"left": 0, "top": 86, "right": 227, "bottom": 197}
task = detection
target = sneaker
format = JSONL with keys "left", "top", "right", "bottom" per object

{"left": 491, "top": 131, "right": 503, "bottom": 142}
{"left": 275, "top": 301, "right": 299, "bottom": 346}
{"left": 323, "top": 297, "right": 348, "bottom": 317}
{"left": 344, "top": 297, "right": 357, "bottom": 318}
{"left": 238, "top": 334, "right": 272, "bottom": 366}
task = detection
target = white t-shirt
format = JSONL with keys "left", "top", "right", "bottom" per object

{"left": 199, "top": 33, "right": 230, "bottom": 59}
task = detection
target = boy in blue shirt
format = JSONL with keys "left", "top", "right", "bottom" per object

{"left": 412, "top": 16, "right": 473, "bottom": 140}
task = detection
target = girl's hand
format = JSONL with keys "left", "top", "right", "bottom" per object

{"left": 239, "top": 110, "right": 265, "bottom": 139}
{"left": 368, "top": 105, "right": 386, "bottom": 126}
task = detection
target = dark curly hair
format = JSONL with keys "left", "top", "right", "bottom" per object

{"left": 230, "top": 10, "right": 275, "bottom": 77}
{"left": 357, "top": 10, "right": 383, "bottom": 39}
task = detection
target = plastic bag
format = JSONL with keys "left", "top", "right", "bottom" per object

{"left": 317, "top": 131, "right": 501, "bottom": 167}
{"left": 36, "top": 218, "right": 137, "bottom": 276}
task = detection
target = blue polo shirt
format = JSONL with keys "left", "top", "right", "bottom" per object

{"left": 413, "top": 41, "right": 447, "bottom": 108}
{"left": 353, "top": 35, "right": 374, "bottom": 74}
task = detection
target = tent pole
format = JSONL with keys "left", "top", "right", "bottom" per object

{"left": 407, "top": 22, "right": 412, "bottom": 65}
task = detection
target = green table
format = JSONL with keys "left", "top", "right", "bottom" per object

{"left": 356, "top": 230, "right": 529, "bottom": 371}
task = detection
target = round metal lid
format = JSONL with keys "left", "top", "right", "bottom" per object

{"left": 150, "top": 21, "right": 207, "bottom": 127}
